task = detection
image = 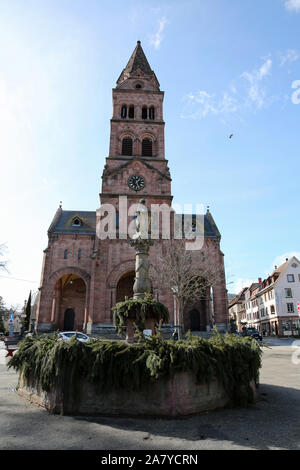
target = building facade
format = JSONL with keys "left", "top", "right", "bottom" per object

{"left": 228, "top": 287, "right": 247, "bottom": 331}
{"left": 35, "top": 41, "right": 229, "bottom": 335}
{"left": 238, "top": 257, "right": 300, "bottom": 336}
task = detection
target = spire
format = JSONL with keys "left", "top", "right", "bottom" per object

{"left": 116, "top": 41, "right": 159, "bottom": 88}
{"left": 205, "top": 206, "right": 221, "bottom": 240}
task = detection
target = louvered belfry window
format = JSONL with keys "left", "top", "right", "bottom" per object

{"left": 142, "top": 107, "right": 147, "bottom": 119}
{"left": 122, "top": 138, "right": 133, "bottom": 156}
{"left": 142, "top": 138, "right": 152, "bottom": 157}
{"left": 149, "top": 107, "right": 155, "bottom": 120}
{"left": 128, "top": 106, "right": 134, "bottom": 118}
{"left": 121, "top": 105, "right": 127, "bottom": 118}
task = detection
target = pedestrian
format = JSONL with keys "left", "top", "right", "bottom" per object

{"left": 172, "top": 329, "right": 178, "bottom": 341}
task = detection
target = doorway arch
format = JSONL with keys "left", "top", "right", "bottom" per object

{"left": 64, "top": 308, "right": 75, "bottom": 330}
{"left": 189, "top": 309, "right": 201, "bottom": 331}
{"left": 116, "top": 271, "right": 135, "bottom": 303}
{"left": 53, "top": 274, "right": 87, "bottom": 331}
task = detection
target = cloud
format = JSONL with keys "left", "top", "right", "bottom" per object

{"left": 269, "top": 252, "right": 300, "bottom": 274}
{"left": 242, "top": 58, "right": 272, "bottom": 109}
{"left": 128, "top": 9, "right": 138, "bottom": 24}
{"left": 181, "top": 57, "right": 276, "bottom": 119}
{"left": 284, "top": 0, "right": 300, "bottom": 12}
{"left": 233, "top": 278, "right": 255, "bottom": 295}
{"left": 149, "top": 16, "right": 167, "bottom": 49}
{"left": 280, "top": 49, "right": 300, "bottom": 66}
{"left": 181, "top": 91, "right": 219, "bottom": 118}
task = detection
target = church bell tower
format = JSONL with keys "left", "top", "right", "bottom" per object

{"left": 101, "top": 41, "right": 172, "bottom": 209}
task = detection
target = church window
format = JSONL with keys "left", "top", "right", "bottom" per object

{"left": 149, "top": 106, "right": 155, "bottom": 120}
{"left": 78, "top": 249, "right": 81, "bottom": 260}
{"left": 128, "top": 106, "right": 134, "bottom": 119}
{"left": 64, "top": 249, "right": 68, "bottom": 259}
{"left": 142, "top": 138, "right": 152, "bottom": 157}
{"left": 136, "top": 83, "right": 142, "bottom": 89}
{"left": 72, "top": 217, "right": 82, "bottom": 226}
{"left": 121, "top": 105, "right": 127, "bottom": 118}
{"left": 142, "top": 107, "right": 147, "bottom": 119}
{"left": 122, "top": 138, "right": 133, "bottom": 156}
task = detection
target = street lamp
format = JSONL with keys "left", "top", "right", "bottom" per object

{"left": 171, "top": 286, "right": 180, "bottom": 339}
{"left": 210, "top": 286, "right": 215, "bottom": 330}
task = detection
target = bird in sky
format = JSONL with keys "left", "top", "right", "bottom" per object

{"left": 229, "top": 134, "right": 233, "bottom": 139}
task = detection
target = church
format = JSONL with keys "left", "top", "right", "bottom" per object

{"left": 35, "top": 41, "right": 229, "bottom": 335}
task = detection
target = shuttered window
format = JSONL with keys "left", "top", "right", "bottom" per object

{"left": 142, "top": 107, "right": 147, "bottom": 119}
{"left": 122, "top": 138, "right": 133, "bottom": 156}
{"left": 149, "top": 107, "right": 155, "bottom": 120}
{"left": 128, "top": 106, "right": 134, "bottom": 119}
{"left": 121, "top": 105, "right": 127, "bottom": 118}
{"left": 142, "top": 139, "right": 152, "bottom": 157}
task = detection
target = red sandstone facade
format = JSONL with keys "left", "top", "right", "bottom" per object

{"left": 35, "top": 42, "right": 229, "bottom": 335}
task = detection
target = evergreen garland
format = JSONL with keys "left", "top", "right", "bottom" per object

{"left": 112, "top": 293, "right": 170, "bottom": 335}
{"left": 9, "top": 330, "right": 262, "bottom": 414}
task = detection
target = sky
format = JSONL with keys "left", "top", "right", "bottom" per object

{"left": 0, "top": 0, "right": 300, "bottom": 308}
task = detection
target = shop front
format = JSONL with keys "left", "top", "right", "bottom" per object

{"left": 279, "top": 318, "right": 300, "bottom": 337}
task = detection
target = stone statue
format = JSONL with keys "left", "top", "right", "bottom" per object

{"left": 130, "top": 199, "right": 153, "bottom": 299}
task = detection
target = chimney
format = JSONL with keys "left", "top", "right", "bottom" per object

{"left": 274, "top": 265, "right": 277, "bottom": 270}
{"left": 258, "top": 278, "right": 262, "bottom": 284}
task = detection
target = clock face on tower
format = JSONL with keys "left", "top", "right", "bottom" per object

{"left": 128, "top": 175, "right": 145, "bottom": 191}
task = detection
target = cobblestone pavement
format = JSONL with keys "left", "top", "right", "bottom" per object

{"left": 0, "top": 339, "right": 300, "bottom": 450}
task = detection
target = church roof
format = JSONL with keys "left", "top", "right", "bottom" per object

{"left": 48, "top": 210, "right": 96, "bottom": 235}
{"left": 48, "top": 209, "right": 220, "bottom": 239}
{"left": 116, "top": 41, "right": 159, "bottom": 87}
{"left": 175, "top": 213, "right": 221, "bottom": 239}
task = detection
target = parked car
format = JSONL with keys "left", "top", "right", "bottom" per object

{"left": 243, "top": 328, "right": 262, "bottom": 341}
{"left": 57, "top": 331, "right": 90, "bottom": 342}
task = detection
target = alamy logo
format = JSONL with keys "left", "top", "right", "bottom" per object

{"left": 95, "top": 197, "right": 205, "bottom": 251}
{"left": 291, "top": 340, "right": 300, "bottom": 365}
{"left": 291, "top": 80, "right": 300, "bottom": 105}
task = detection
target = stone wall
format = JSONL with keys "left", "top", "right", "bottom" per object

{"left": 16, "top": 372, "right": 257, "bottom": 417}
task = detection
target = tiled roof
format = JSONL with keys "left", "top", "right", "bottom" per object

{"left": 174, "top": 213, "right": 221, "bottom": 238}
{"left": 48, "top": 209, "right": 220, "bottom": 238}
{"left": 48, "top": 210, "right": 96, "bottom": 235}
{"left": 116, "top": 41, "right": 159, "bottom": 87}
{"left": 228, "top": 287, "right": 247, "bottom": 307}
{"left": 264, "top": 256, "right": 300, "bottom": 286}
{"left": 122, "top": 41, "right": 152, "bottom": 76}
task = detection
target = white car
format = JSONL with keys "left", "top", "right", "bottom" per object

{"left": 57, "top": 331, "right": 90, "bottom": 342}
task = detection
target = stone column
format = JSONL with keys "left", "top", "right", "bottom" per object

{"left": 130, "top": 237, "right": 153, "bottom": 299}
{"left": 126, "top": 199, "right": 154, "bottom": 342}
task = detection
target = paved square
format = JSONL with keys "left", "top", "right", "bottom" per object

{"left": 0, "top": 339, "right": 299, "bottom": 450}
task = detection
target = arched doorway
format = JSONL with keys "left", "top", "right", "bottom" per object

{"left": 189, "top": 309, "right": 200, "bottom": 331}
{"left": 116, "top": 271, "right": 135, "bottom": 303}
{"left": 186, "top": 297, "right": 208, "bottom": 332}
{"left": 64, "top": 308, "right": 75, "bottom": 330}
{"left": 54, "top": 274, "right": 87, "bottom": 331}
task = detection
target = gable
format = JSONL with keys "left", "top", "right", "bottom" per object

{"left": 102, "top": 157, "right": 171, "bottom": 181}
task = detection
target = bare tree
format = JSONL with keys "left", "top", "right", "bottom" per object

{"left": 0, "top": 296, "right": 5, "bottom": 333}
{"left": 151, "top": 240, "right": 224, "bottom": 339}
{"left": 0, "top": 244, "right": 9, "bottom": 272}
